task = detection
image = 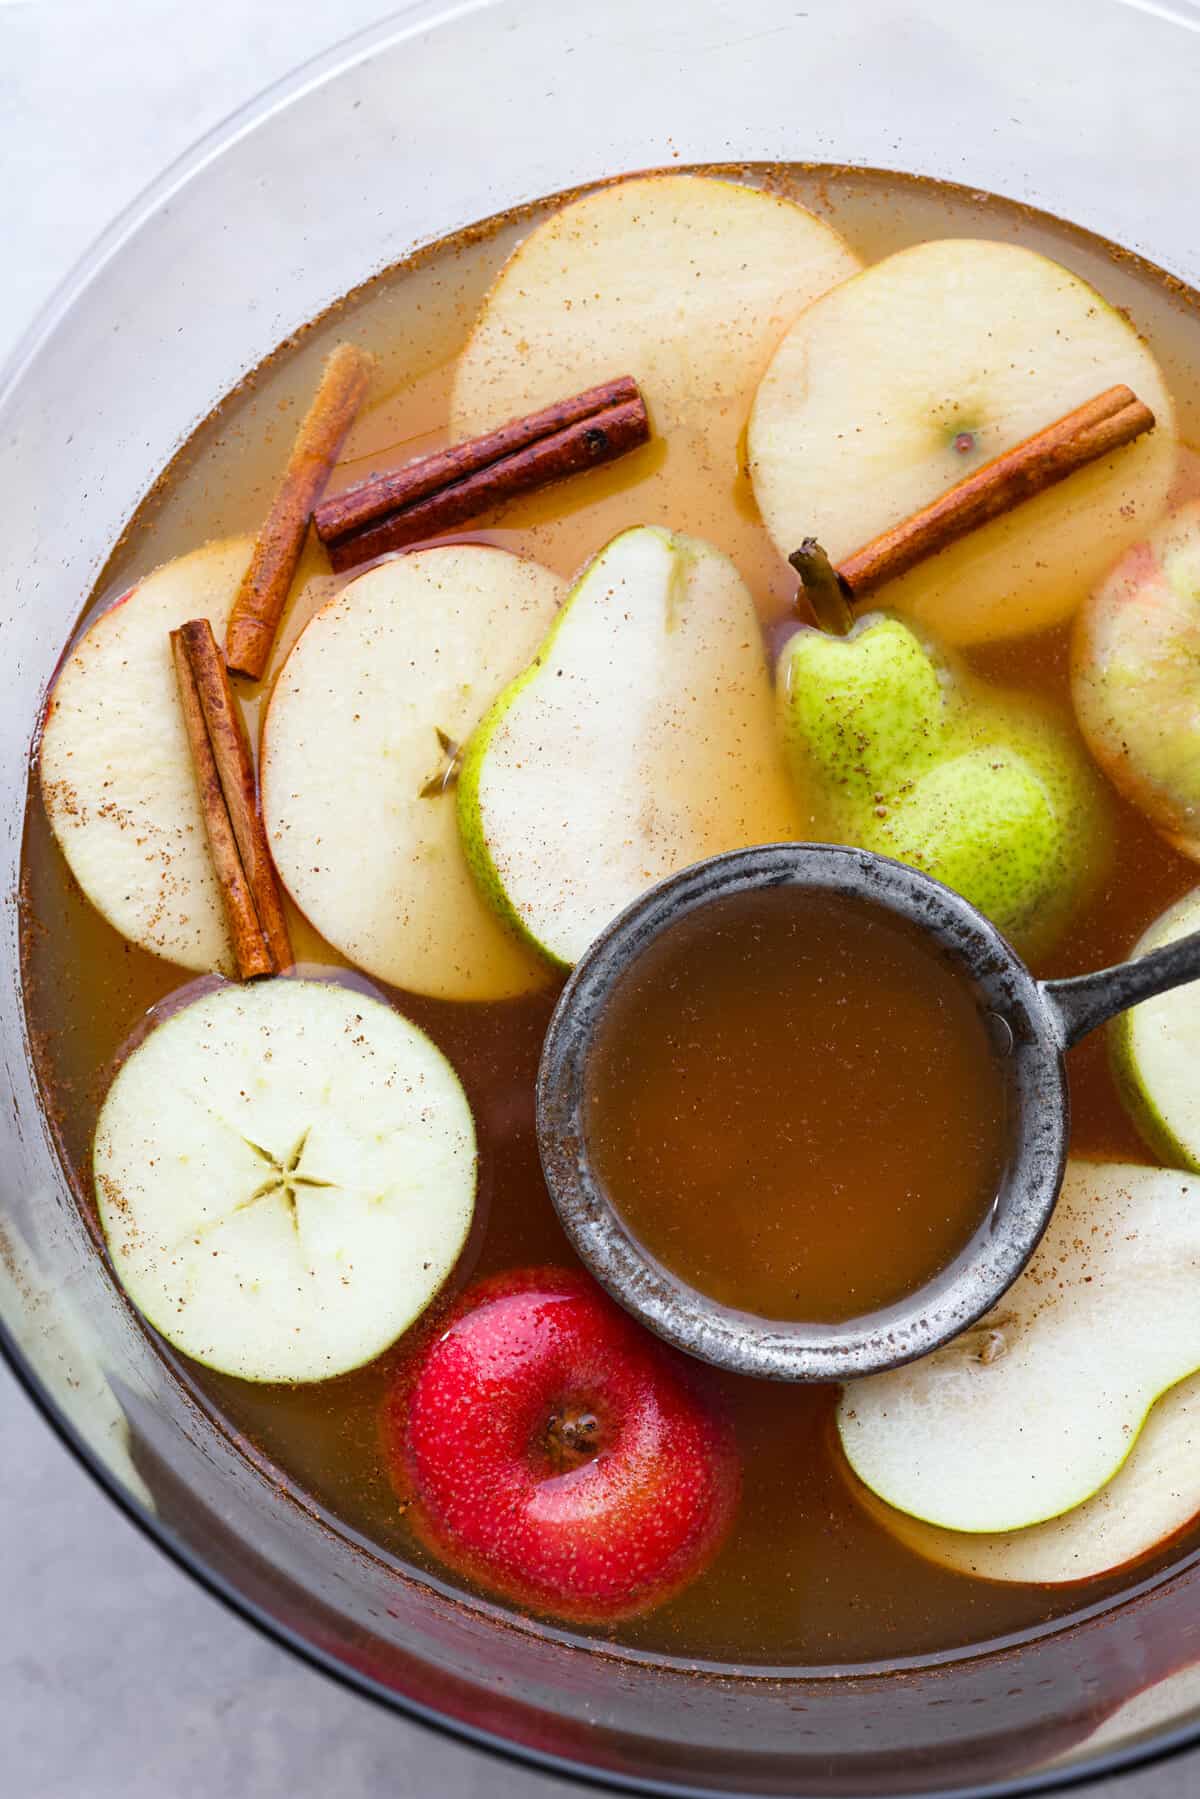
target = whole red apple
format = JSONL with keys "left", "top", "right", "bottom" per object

{"left": 383, "top": 1267, "right": 740, "bottom": 1623}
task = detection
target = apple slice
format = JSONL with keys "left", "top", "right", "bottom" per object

{"left": 855, "top": 1372, "right": 1200, "bottom": 1585}
{"left": 262, "top": 545, "right": 564, "bottom": 1002}
{"left": 457, "top": 526, "right": 803, "bottom": 968}
{"left": 452, "top": 172, "right": 860, "bottom": 461}
{"left": 837, "top": 1161, "right": 1200, "bottom": 1534}
{"left": 748, "top": 240, "right": 1176, "bottom": 645}
{"left": 39, "top": 538, "right": 253, "bottom": 973}
{"left": 94, "top": 977, "right": 476, "bottom": 1382}
{"left": 1073, "top": 501, "right": 1200, "bottom": 860}
{"left": 1112, "top": 888, "right": 1200, "bottom": 1170}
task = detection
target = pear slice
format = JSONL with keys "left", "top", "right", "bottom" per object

{"left": 1073, "top": 501, "right": 1200, "bottom": 861}
{"left": 1112, "top": 889, "right": 1200, "bottom": 1170}
{"left": 94, "top": 977, "right": 476, "bottom": 1383}
{"left": 749, "top": 240, "right": 1175, "bottom": 645}
{"left": 262, "top": 545, "right": 564, "bottom": 1002}
{"left": 855, "top": 1372, "right": 1200, "bottom": 1585}
{"left": 837, "top": 1161, "right": 1200, "bottom": 1534}
{"left": 39, "top": 538, "right": 253, "bottom": 974}
{"left": 452, "top": 171, "right": 860, "bottom": 469}
{"left": 458, "top": 526, "right": 802, "bottom": 967}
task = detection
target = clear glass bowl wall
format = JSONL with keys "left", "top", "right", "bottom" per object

{"left": 4, "top": 1, "right": 1200, "bottom": 1792}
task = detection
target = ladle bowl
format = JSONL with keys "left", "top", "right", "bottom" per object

{"left": 536, "top": 843, "right": 1200, "bottom": 1382}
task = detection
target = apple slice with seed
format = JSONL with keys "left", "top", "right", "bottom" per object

{"left": 262, "top": 544, "right": 564, "bottom": 1002}
{"left": 39, "top": 538, "right": 253, "bottom": 973}
{"left": 748, "top": 239, "right": 1175, "bottom": 645}
{"left": 94, "top": 977, "right": 476, "bottom": 1382}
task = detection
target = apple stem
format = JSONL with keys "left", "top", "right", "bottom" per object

{"left": 543, "top": 1405, "right": 602, "bottom": 1471}
{"left": 788, "top": 539, "right": 855, "bottom": 637}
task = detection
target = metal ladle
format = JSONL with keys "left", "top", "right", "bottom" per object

{"left": 536, "top": 843, "right": 1200, "bottom": 1382}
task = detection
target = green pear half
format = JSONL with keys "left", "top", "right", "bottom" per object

{"left": 776, "top": 613, "right": 1110, "bottom": 957}
{"left": 855, "top": 1370, "right": 1200, "bottom": 1585}
{"left": 1073, "top": 500, "right": 1200, "bottom": 862}
{"left": 837, "top": 1162, "right": 1200, "bottom": 1535}
{"left": 263, "top": 545, "right": 564, "bottom": 1002}
{"left": 458, "top": 525, "right": 803, "bottom": 967}
{"left": 40, "top": 538, "right": 254, "bottom": 974}
{"left": 777, "top": 613, "right": 950, "bottom": 805}
{"left": 94, "top": 978, "right": 476, "bottom": 1383}
{"left": 1112, "top": 888, "right": 1200, "bottom": 1170}
{"left": 749, "top": 239, "right": 1175, "bottom": 645}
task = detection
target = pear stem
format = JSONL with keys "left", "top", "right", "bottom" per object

{"left": 788, "top": 539, "right": 855, "bottom": 637}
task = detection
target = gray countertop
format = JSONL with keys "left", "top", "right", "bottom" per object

{"left": 0, "top": 4, "right": 1194, "bottom": 1793}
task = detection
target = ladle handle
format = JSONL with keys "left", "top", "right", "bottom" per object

{"left": 1041, "top": 927, "right": 1200, "bottom": 1051}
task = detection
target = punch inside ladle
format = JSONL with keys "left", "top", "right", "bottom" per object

{"left": 535, "top": 843, "right": 1200, "bottom": 1382}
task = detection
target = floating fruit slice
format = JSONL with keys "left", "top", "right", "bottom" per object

{"left": 262, "top": 545, "right": 564, "bottom": 1001}
{"left": 451, "top": 172, "right": 860, "bottom": 460}
{"left": 384, "top": 1267, "right": 740, "bottom": 1622}
{"left": 749, "top": 240, "right": 1175, "bottom": 645}
{"left": 837, "top": 1162, "right": 1200, "bottom": 1534}
{"left": 855, "top": 1372, "right": 1200, "bottom": 1585}
{"left": 458, "top": 525, "right": 802, "bottom": 967}
{"left": 39, "top": 538, "right": 252, "bottom": 973}
{"left": 1073, "top": 501, "right": 1200, "bottom": 860}
{"left": 1112, "top": 889, "right": 1200, "bottom": 1169}
{"left": 94, "top": 978, "right": 476, "bottom": 1382}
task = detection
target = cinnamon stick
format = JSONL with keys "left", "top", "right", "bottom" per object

{"left": 177, "top": 619, "right": 293, "bottom": 972}
{"left": 835, "top": 384, "right": 1155, "bottom": 599}
{"left": 315, "top": 379, "right": 651, "bottom": 573}
{"left": 225, "top": 342, "right": 373, "bottom": 680}
{"left": 315, "top": 376, "right": 642, "bottom": 544}
{"left": 171, "top": 630, "right": 273, "bottom": 980}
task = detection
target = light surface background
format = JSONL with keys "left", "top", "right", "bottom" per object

{"left": 0, "top": 3, "right": 1192, "bottom": 1794}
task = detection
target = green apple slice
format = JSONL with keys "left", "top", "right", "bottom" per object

{"left": 855, "top": 1372, "right": 1200, "bottom": 1585}
{"left": 452, "top": 173, "right": 860, "bottom": 459}
{"left": 837, "top": 1161, "right": 1200, "bottom": 1534}
{"left": 749, "top": 239, "right": 1176, "bottom": 645}
{"left": 458, "top": 526, "right": 802, "bottom": 967}
{"left": 94, "top": 977, "right": 476, "bottom": 1382}
{"left": 1112, "top": 888, "right": 1200, "bottom": 1169}
{"left": 39, "top": 538, "right": 253, "bottom": 974}
{"left": 1073, "top": 501, "right": 1200, "bottom": 861}
{"left": 262, "top": 545, "right": 564, "bottom": 1002}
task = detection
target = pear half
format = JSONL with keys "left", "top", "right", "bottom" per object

{"left": 39, "top": 538, "right": 253, "bottom": 974}
{"left": 458, "top": 526, "right": 802, "bottom": 967}
{"left": 262, "top": 546, "right": 563, "bottom": 1002}
{"left": 856, "top": 1372, "right": 1200, "bottom": 1585}
{"left": 838, "top": 1162, "right": 1200, "bottom": 1534}
{"left": 776, "top": 613, "right": 1111, "bottom": 958}
{"left": 749, "top": 240, "right": 1175, "bottom": 645}
{"left": 95, "top": 978, "right": 476, "bottom": 1383}
{"left": 452, "top": 173, "right": 860, "bottom": 458}
{"left": 1112, "top": 888, "right": 1200, "bottom": 1171}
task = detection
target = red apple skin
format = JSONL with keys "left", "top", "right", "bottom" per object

{"left": 1072, "top": 502, "right": 1200, "bottom": 860}
{"left": 383, "top": 1267, "right": 740, "bottom": 1624}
